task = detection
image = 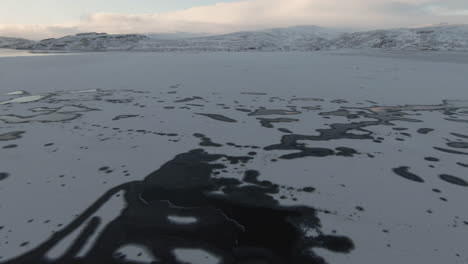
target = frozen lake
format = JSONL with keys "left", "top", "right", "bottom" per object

{"left": 0, "top": 50, "right": 467, "bottom": 264}
{"left": 0, "top": 48, "right": 77, "bottom": 58}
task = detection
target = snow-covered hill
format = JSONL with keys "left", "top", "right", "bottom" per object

{"left": 14, "top": 26, "right": 342, "bottom": 52}
{"left": 334, "top": 25, "right": 468, "bottom": 51}
{"left": 21, "top": 33, "right": 149, "bottom": 51}
{"left": 3, "top": 24, "right": 468, "bottom": 52}
{"left": 0, "top": 37, "right": 34, "bottom": 49}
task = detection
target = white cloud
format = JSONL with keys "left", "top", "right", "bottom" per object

{"left": 1, "top": 0, "right": 467, "bottom": 40}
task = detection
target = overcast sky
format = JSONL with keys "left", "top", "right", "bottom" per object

{"left": 1, "top": 0, "right": 467, "bottom": 39}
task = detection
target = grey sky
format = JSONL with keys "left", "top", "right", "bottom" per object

{"left": 1, "top": 0, "right": 467, "bottom": 39}
{"left": 0, "top": 0, "right": 238, "bottom": 24}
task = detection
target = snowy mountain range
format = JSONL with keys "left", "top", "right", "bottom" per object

{"left": 1, "top": 25, "right": 468, "bottom": 52}
{"left": 0, "top": 37, "right": 34, "bottom": 49}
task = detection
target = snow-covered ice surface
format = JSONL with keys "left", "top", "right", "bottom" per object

{"left": 0, "top": 50, "right": 467, "bottom": 264}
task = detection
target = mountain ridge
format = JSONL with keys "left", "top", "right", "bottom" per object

{"left": 1, "top": 24, "right": 467, "bottom": 52}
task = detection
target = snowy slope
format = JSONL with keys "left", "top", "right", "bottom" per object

{"left": 0, "top": 37, "right": 35, "bottom": 49}
{"left": 334, "top": 25, "right": 468, "bottom": 51}
{"left": 14, "top": 26, "right": 341, "bottom": 52}
{"left": 21, "top": 33, "right": 148, "bottom": 51}
{"left": 2, "top": 24, "right": 468, "bottom": 52}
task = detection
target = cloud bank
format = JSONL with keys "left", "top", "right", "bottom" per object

{"left": 1, "top": 0, "right": 467, "bottom": 40}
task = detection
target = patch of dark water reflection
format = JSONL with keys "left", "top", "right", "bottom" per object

{"left": 433, "top": 147, "right": 468, "bottom": 155}
{"left": 392, "top": 167, "right": 424, "bottom": 183}
{"left": 319, "top": 110, "right": 360, "bottom": 119}
{"left": 447, "top": 142, "right": 468, "bottom": 149}
{"left": 278, "top": 128, "right": 293, "bottom": 134}
{"left": 196, "top": 113, "right": 238, "bottom": 123}
{"left": 451, "top": 133, "right": 468, "bottom": 139}
{"left": 0, "top": 172, "right": 9, "bottom": 181}
{"left": 193, "top": 133, "right": 223, "bottom": 147}
{"left": 417, "top": 128, "right": 434, "bottom": 134}
{"left": 112, "top": 115, "right": 139, "bottom": 121}
{"left": 248, "top": 109, "right": 301, "bottom": 116}
{"left": 241, "top": 92, "right": 267, "bottom": 95}
{"left": 264, "top": 135, "right": 359, "bottom": 159}
{"left": 445, "top": 118, "right": 468, "bottom": 124}
{"left": 439, "top": 174, "right": 468, "bottom": 187}
{"left": 0, "top": 113, "right": 82, "bottom": 124}
{"left": 4, "top": 149, "right": 354, "bottom": 264}
{"left": 291, "top": 98, "right": 324, "bottom": 102}
{"left": 174, "top": 96, "right": 205, "bottom": 103}
{"left": 257, "top": 118, "right": 299, "bottom": 128}
{"left": 264, "top": 100, "right": 468, "bottom": 160}
{"left": 0, "top": 131, "right": 25, "bottom": 141}
{"left": 2, "top": 144, "right": 18, "bottom": 149}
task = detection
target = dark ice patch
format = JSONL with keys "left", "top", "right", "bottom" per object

{"left": 445, "top": 118, "right": 468, "bottom": 124}
{"left": 241, "top": 92, "right": 267, "bottom": 95}
{"left": 439, "top": 174, "right": 468, "bottom": 187}
{"left": 0, "top": 172, "right": 9, "bottom": 181}
{"left": 291, "top": 98, "right": 324, "bottom": 102}
{"left": 319, "top": 110, "right": 360, "bottom": 119}
{"left": 235, "top": 108, "right": 252, "bottom": 113}
{"left": 196, "top": 113, "right": 237, "bottom": 123}
{"left": 174, "top": 96, "right": 204, "bottom": 103}
{"left": 433, "top": 147, "right": 468, "bottom": 155}
{"left": 446, "top": 142, "right": 468, "bottom": 149}
{"left": 193, "top": 133, "right": 223, "bottom": 147}
{"left": 0, "top": 131, "right": 25, "bottom": 141}
{"left": 392, "top": 166, "right": 424, "bottom": 183}
{"left": 257, "top": 118, "right": 299, "bottom": 128}
{"left": 335, "top": 147, "right": 359, "bottom": 157}
{"left": 4, "top": 149, "right": 354, "bottom": 264}
{"left": 302, "top": 106, "right": 322, "bottom": 111}
{"left": 451, "top": 133, "right": 468, "bottom": 139}
{"left": 417, "top": 128, "right": 434, "bottom": 134}
{"left": 278, "top": 128, "right": 293, "bottom": 134}
{"left": 248, "top": 109, "right": 301, "bottom": 116}
{"left": 424, "top": 157, "right": 440, "bottom": 162}
{"left": 112, "top": 115, "right": 139, "bottom": 121}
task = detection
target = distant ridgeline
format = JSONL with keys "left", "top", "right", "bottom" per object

{"left": 1, "top": 24, "right": 468, "bottom": 52}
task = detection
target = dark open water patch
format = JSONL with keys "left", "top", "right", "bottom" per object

{"left": 457, "top": 162, "right": 468, "bottom": 168}
{"left": 451, "top": 133, "right": 468, "bottom": 139}
{"left": 196, "top": 113, "right": 238, "bottom": 123}
{"left": 241, "top": 92, "right": 267, "bottom": 95}
{"left": 112, "top": 115, "right": 139, "bottom": 121}
{"left": 193, "top": 133, "right": 223, "bottom": 147}
{"left": 291, "top": 98, "right": 324, "bottom": 102}
{"left": 0, "top": 131, "right": 25, "bottom": 141}
{"left": 174, "top": 96, "right": 204, "bottom": 103}
{"left": 2, "top": 144, "right": 18, "bottom": 149}
{"left": 248, "top": 109, "right": 301, "bottom": 116}
{"left": 417, "top": 128, "right": 434, "bottom": 134}
{"left": 319, "top": 110, "right": 360, "bottom": 119}
{"left": 446, "top": 142, "right": 468, "bottom": 149}
{"left": 0, "top": 172, "right": 9, "bottom": 181}
{"left": 278, "top": 128, "right": 293, "bottom": 134}
{"left": 392, "top": 166, "right": 424, "bottom": 183}
{"left": 445, "top": 118, "right": 468, "bottom": 124}
{"left": 257, "top": 118, "right": 299, "bottom": 128}
{"left": 433, "top": 147, "right": 468, "bottom": 155}
{"left": 264, "top": 131, "right": 362, "bottom": 159}
{"left": 235, "top": 108, "right": 252, "bottom": 113}
{"left": 4, "top": 150, "right": 354, "bottom": 264}
{"left": 439, "top": 174, "right": 468, "bottom": 187}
